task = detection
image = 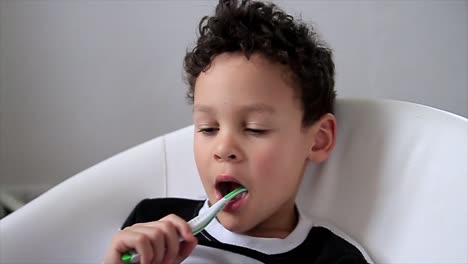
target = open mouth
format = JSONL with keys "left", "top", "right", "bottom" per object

{"left": 214, "top": 176, "right": 249, "bottom": 211}
{"left": 216, "top": 181, "right": 244, "bottom": 197}
{"left": 215, "top": 181, "right": 248, "bottom": 212}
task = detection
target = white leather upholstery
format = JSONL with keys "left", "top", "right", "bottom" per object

{"left": 1, "top": 99, "right": 466, "bottom": 264}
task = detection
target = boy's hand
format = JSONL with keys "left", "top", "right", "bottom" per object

{"left": 104, "top": 214, "right": 198, "bottom": 264}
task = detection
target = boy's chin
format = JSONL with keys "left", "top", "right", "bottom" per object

{"left": 217, "top": 212, "right": 253, "bottom": 234}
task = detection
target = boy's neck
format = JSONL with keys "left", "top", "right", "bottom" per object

{"left": 244, "top": 201, "right": 299, "bottom": 239}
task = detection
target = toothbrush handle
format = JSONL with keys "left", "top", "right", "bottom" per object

{"left": 187, "top": 197, "right": 227, "bottom": 233}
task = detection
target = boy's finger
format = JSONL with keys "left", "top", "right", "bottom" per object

{"left": 133, "top": 226, "right": 169, "bottom": 264}
{"left": 124, "top": 232, "right": 154, "bottom": 264}
{"left": 177, "top": 237, "right": 198, "bottom": 263}
{"left": 126, "top": 227, "right": 159, "bottom": 259}
{"left": 162, "top": 215, "right": 198, "bottom": 262}
{"left": 158, "top": 221, "right": 180, "bottom": 264}
{"left": 131, "top": 214, "right": 196, "bottom": 263}
{"left": 161, "top": 214, "right": 193, "bottom": 239}
{"left": 150, "top": 228, "right": 165, "bottom": 264}
{"left": 107, "top": 231, "right": 153, "bottom": 264}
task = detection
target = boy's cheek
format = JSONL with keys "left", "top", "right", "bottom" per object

{"left": 252, "top": 150, "right": 284, "bottom": 178}
{"left": 252, "top": 145, "right": 302, "bottom": 180}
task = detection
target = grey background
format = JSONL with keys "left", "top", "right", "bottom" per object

{"left": 0, "top": 0, "right": 467, "bottom": 196}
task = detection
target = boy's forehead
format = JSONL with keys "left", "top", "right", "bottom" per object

{"left": 193, "top": 103, "right": 276, "bottom": 114}
{"left": 198, "top": 53, "right": 296, "bottom": 86}
{"left": 193, "top": 52, "right": 303, "bottom": 114}
{"left": 200, "top": 52, "right": 300, "bottom": 92}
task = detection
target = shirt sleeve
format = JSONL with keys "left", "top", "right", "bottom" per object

{"left": 119, "top": 198, "right": 204, "bottom": 229}
{"left": 120, "top": 199, "right": 149, "bottom": 229}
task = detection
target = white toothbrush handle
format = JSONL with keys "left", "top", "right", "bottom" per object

{"left": 188, "top": 197, "right": 228, "bottom": 233}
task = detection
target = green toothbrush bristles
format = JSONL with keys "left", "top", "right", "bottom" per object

{"left": 224, "top": 186, "right": 247, "bottom": 199}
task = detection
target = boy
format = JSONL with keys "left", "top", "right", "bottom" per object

{"left": 105, "top": 0, "right": 370, "bottom": 263}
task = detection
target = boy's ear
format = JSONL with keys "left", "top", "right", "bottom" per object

{"left": 307, "top": 113, "right": 337, "bottom": 163}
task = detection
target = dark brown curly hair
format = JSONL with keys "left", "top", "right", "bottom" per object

{"left": 184, "top": 0, "right": 336, "bottom": 126}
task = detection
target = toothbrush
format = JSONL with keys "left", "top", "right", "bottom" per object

{"left": 121, "top": 186, "right": 248, "bottom": 263}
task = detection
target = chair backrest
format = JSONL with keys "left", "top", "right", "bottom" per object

{"left": 297, "top": 99, "right": 467, "bottom": 263}
{"left": 1, "top": 99, "right": 466, "bottom": 264}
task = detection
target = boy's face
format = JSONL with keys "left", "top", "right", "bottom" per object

{"left": 193, "top": 52, "right": 319, "bottom": 237}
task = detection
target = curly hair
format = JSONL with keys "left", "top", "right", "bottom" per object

{"left": 183, "top": 0, "right": 336, "bottom": 126}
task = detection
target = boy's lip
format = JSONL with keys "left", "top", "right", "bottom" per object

{"left": 215, "top": 175, "right": 241, "bottom": 185}
{"left": 223, "top": 191, "right": 249, "bottom": 212}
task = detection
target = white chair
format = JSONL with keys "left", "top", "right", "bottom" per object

{"left": 1, "top": 99, "right": 466, "bottom": 264}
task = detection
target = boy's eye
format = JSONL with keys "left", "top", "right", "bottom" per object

{"left": 197, "top": 127, "right": 218, "bottom": 134}
{"left": 245, "top": 128, "right": 268, "bottom": 135}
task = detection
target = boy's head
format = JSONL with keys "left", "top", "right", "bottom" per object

{"left": 184, "top": 0, "right": 337, "bottom": 237}
{"left": 185, "top": 0, "right": 336, "bottom": 126}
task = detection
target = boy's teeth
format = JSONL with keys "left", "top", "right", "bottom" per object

{"left": 232, "top": 191, "right": 247, "bottom": 201}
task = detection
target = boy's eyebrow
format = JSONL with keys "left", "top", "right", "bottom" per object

{"left": 241, "top": 104, "right": 276, "bottom": 114}
{"left": 193, "top": 104, "right": 276, "bottom": 114}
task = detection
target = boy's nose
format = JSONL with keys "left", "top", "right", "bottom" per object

{"left": 214, "top": 152, "right": 237, "bottom": 162}
{"left": 213, "top": 133, "right": 242, "bottom": 162}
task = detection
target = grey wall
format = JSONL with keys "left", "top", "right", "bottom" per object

{"left": 1, "top": 0, "right": 467, "bottom": 196}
